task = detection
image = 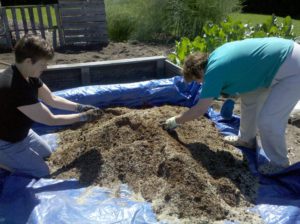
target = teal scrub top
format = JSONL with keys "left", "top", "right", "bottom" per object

{"left": 200, "top": 37, "right": 294, "bottom": 99}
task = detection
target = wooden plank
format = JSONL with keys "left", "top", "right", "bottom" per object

{"left": 64, "top": 36, "right": 109, "bottom": 42}
{"left": 0, "top": 56, "right": 166, "bottom": 73}
{"left": 61, "top": 9, "right": 105, "bottom": 15}
{"left": 59, "top": 3, "right": 103, "bottom": 8}
{"left": 61, "top": 22, "right": 106, "bottom": 29}
{"left": 63, "top": 5, "right": 104, "bottom": 11}
{"left": 64, "top": 35, "right": 108, "bottom": 43}
{"left": 28, "top": 7, "right": 37, "bottom": 35}
{"left": 61, "top": 15, "right": 105, "bottom": 23}
{"left": 11, "top": 8, "right": 20, "bottom": 40}
{"left": 6, "top": 27, "right": 49, "bottom": 33}
{"left": 59, "top": 0, "right": 103, "bottom": 8}
{"left": 156, "top": 59, "right": 165, "bottom": 77}
{"left": 46, "top": 5, "right": 53, "bottom": 28}
{"left": 1, "top": 8, "right": 13, "bottom": 48}
{"left": 20, "top": 7, "right": 28, "bottom": 33}
{"left": 37, "top": 6, "right": 45, "bottom": 38}
{"left": 47, "top": 5, "right": 57, "bottom": 48}
{"left": 61, "top": 13, "right": 105, "bottom": 20}
{"left": 81, "top": 67, "right": 90, "bottom": 85}
{"left": 64, "top": 32, "right": 108, "bottom": 38}
{"left": 41, "top": 70, "right": 82, "bottom": 91}
{"left": 63, "top": 34, "right": 108, "bottom": 42}
{"left": 47, "top": 6, "right": 57, "bottom": 49}
{"left": 63, "top": 36, "right": 108, "bottom": 43}
{"left": 54, "top": 4, "right": 64, "bottom": 46}
{"left": 60, "top": 8, "right": 105, "bottom": 17}
{"left": 45, "top": 56, "right": 166, "bottom": 70}
{"left": 63, "top": 29, "right": 107, "bottom": 36}
{"left": 62, "top": 23, "right": 107, "bottom": 31}
{"left": 59, "top": 0, "right": 100, "bottom": 3}
{"left": 52, "top": 28, "right": 57, "bottom": 49}
{"left": 89, "top": 63, "right": 157, "bottom": 85}
{"left": 165, "top": 60, "right": 182, "bottom": 76}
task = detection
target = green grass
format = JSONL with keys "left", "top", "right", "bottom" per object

{"left": 6, "top": 7, "right": 57, "bottom": 27}
{"left": 230, "top": 13, "right": 300, "bottom": 37}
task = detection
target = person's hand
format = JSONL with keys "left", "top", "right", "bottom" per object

{"left": 162, "top": 116, "right": 178, "bottom": 130}
{"left": 80, "top": 109, "right": 104, "bottom": 122}
{"left": 76, "top": 103, "right": 98, "bottom": 112}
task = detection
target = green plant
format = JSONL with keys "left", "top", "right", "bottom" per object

{"left": 104, "top": 0, "right": 241, "bottom": 42}
{"left": 164, "top": 0, "right": 241, "bottom": 39}
{"left": 251, "top": 15, "right": 294, "bottom": 38}
{"left": 107, "top": 12, "right": 135, "bottom": 42}
{"left": 105, "top": 1, "right": 136, "bottom": 42}
{"left": 129, "top": 0, "right": 167, "bottom": 41}
{"left": 169, "top": 15, "right": 295, "bottom": 66}
{"left": 230, "top": 13, "right": 300, "bottom": 36}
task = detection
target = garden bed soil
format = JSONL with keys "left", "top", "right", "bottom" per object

{"left": 48, "top": 106, "right": 263, "bottom": 223}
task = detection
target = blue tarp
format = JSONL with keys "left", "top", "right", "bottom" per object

{"left": 0, "top": 76, "right": 300, "bottom": 224}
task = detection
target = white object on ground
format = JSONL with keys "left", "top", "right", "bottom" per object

{"left": 290, "top": 100, "right": 300, "bottom": 122}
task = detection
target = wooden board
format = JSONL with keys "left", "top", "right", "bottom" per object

{"left": 38, "top": 57, "right": 168, "bottom": 91}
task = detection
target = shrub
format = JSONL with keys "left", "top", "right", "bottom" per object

{"left": 105, "top": 1, "right": 136, "bottom": 42}
{"left": 162, "top": 0, "right": 241, "bottom": 39}
{"left": 105, "top": 0, "right": 241, "bottom": 42}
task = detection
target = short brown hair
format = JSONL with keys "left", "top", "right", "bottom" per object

{"left": 182, "top": 53, "right": 208, "bottom": 82}
{"left": 14, "top": 34, "right": 54, "bottom": 63}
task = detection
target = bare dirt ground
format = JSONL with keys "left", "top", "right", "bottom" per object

{"left": 0, "top": 41, "right": 172, "bottom": 68}
{"left": 48, "top": 106, "right": 263, "bottom": 224}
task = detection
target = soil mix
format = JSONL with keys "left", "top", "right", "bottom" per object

{"left": 48, "top": 105, "right": 262, "bottom": 223}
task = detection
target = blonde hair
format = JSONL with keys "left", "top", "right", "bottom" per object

{"left": 182, "top": 53, "right": 208, "bottom": 82}
{"left": 14, "top": 34, "right": 54, "bottom": 64}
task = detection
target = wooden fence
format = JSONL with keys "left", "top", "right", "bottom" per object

{"left": 0, "top": 0, "right": 108, "bottom": 50}
{"left": 0, "top": 4, "right": 61, "bottom": 49}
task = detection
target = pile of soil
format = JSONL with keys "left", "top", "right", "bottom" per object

{"left": 48, "top": 105, "right": 263, "bottom": 223}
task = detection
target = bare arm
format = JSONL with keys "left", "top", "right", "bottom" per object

{"left": 38, "top": 84, "right": 78, "bottom": 111}
{"left": 18, "top": 102, "right": 82, "bottom": 126}
{"left": 176, "top": 97, "right": 213, "bottom": 124}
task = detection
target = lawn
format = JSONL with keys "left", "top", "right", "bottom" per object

{"left": 231, "top": 13, "right": 300, "bottom": 37}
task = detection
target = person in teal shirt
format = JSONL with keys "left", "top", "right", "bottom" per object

{"left": 164, "top": 37, "right": 300, "bottom": 175}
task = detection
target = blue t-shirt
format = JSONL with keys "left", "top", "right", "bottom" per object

{"left": 200, "top": 37, "right": 294, "bottom": 98}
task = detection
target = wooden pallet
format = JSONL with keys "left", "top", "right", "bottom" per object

{"left": 59, "top": 0, "right": 108, "bottom": 47}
